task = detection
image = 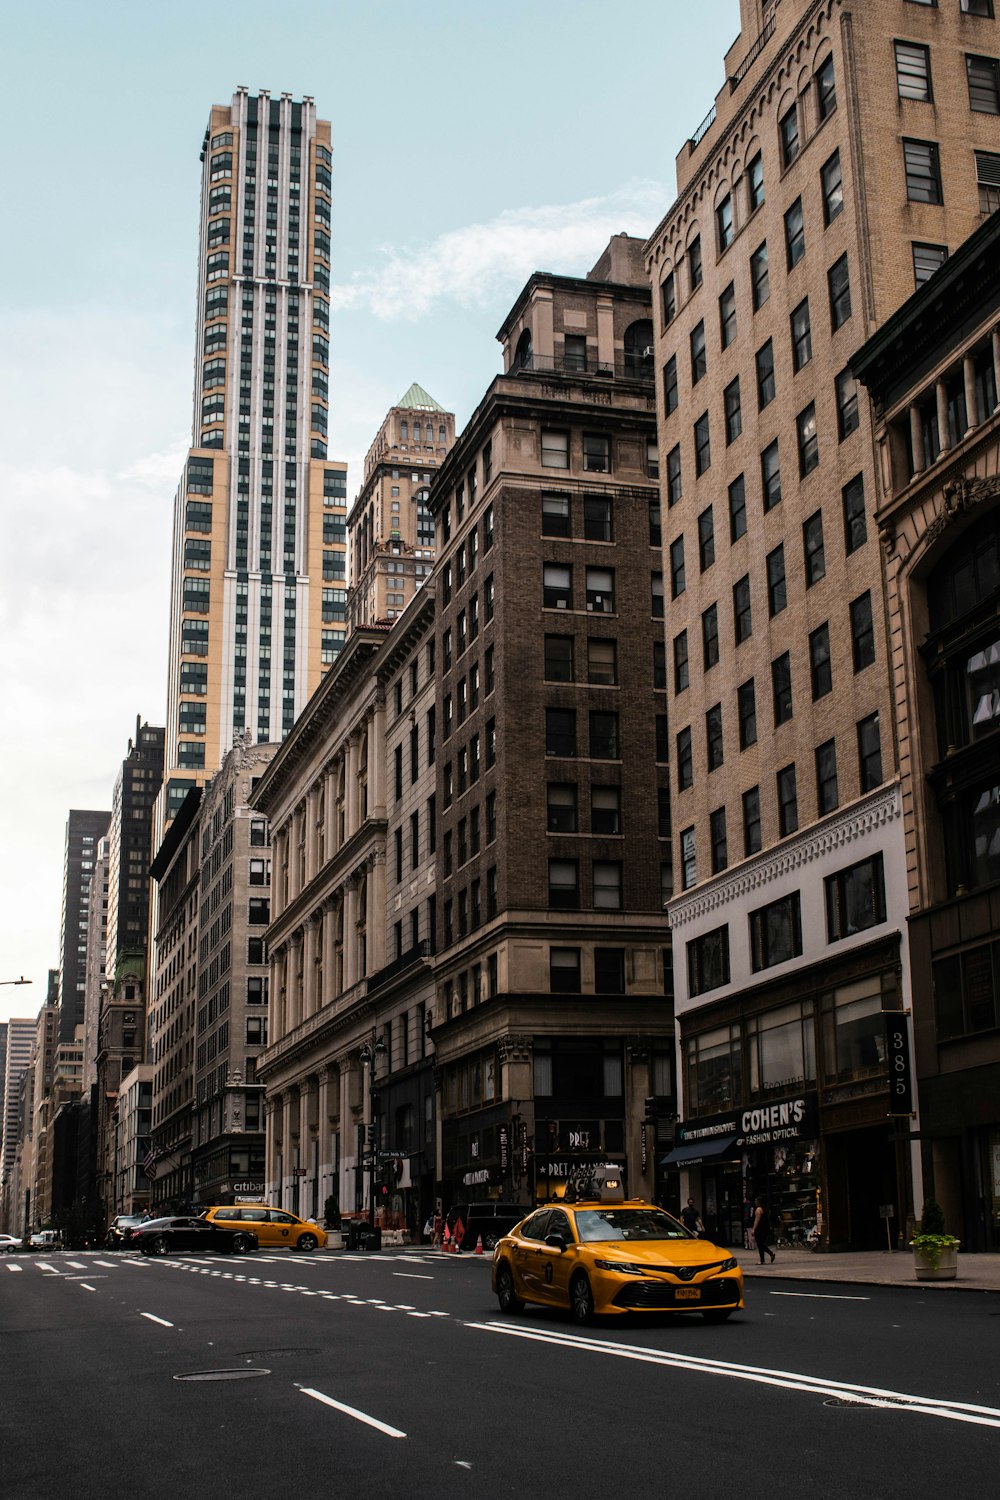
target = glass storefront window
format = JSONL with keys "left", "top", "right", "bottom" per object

{"left": 821, "top": 979, "right": 885, "bottom": 1083}
{"left": 971, "top": 782, "right": 1000, "bottom": 887}
{"left": 686, "top": 1024, "right": 742, "bottom": 1114}
{"left": 966, "top": 637, "right": 1000, "bottom": 741}
{"left": 748, "top": 1001, "right": 815, "bottom": 1094}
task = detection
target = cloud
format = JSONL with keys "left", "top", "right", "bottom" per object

{"left": 330, "top": 181, "right": 666, "bottom": 321}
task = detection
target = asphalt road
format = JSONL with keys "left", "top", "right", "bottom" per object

{"left": 2, "top": 1247, "right": 997, "bottom": 1499}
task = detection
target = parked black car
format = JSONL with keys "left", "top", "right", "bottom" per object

{"left": 132, "top": 1216, "right": 258, "bottom": 1256}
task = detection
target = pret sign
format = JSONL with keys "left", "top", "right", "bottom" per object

{"left": 883, "top": 1010, "right": 914, "bottom": 1116}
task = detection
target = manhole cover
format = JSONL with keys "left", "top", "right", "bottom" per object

{"left": 174, "top": 1368, "right": 271, "bottom": 1382}
{"left": 236, "top": 1348, "right": 320, "bottom": 1359}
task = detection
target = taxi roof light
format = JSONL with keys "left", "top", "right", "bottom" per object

{"left": 562, "top": 1161, "right": 627, "bottom": 1203}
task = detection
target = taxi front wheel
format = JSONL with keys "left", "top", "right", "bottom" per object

{"left": 570, "top": 1272, "right": 595, "bottom": 1325}
{"left": 496, "top": 1263, "right": 524, "bottom": 1315}
{"left": 297, "top": 1234, "right": 318, "bottom": 1253}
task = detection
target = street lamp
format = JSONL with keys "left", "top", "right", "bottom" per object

{"left": 359, "top": 1028, "right": 386, "bottom": 1234}
{"left": 0, "top": 978, "right": 32, "bottom": 986}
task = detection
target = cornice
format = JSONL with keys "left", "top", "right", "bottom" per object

{"left": 667, "top": 783, "right": 900, "bottom": 932}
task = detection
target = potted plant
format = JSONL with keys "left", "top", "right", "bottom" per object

{"left": 910, "top": 1196, "right": 959, "bottom": 1281}
{"left": 323, "top": 1195, "right": 343, "bottom": 1250}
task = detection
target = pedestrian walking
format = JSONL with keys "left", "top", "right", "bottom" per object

{"left": 679, "top": 1197, "right": 704, "bottom": 1237}
{"left": 752, "top": 1197, "right": 776, "bottom": 1264}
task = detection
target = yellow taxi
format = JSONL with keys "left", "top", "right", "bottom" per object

{"left": 491, "top": 1165, "right": 743, "bottom": 1325}
{"left": 203, "top": 1205, "right": 327, "bottom": 1252}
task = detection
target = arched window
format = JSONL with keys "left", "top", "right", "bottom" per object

{"left": 514, "top": 327, "right": 533, "bottom": 372}
{"left": 623, "top": 319, "right": 654, "bottom": 377}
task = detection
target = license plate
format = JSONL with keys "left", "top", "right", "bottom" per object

{"left": 675, "top": 1287, "right": 701, "bottom": 1301}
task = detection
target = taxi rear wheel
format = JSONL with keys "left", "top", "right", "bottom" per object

{"left": 702, "top": 1309, "right": 733, "bottom": 1323}
{"left": 496, "top": 1262, "right": 524, "bottom": 1315}
{"left": 570, "top": 1272, "right": 595, "bottom": 1326}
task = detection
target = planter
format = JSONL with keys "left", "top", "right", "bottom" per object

{"left": 912, "top": 1243, "right": 959, "bottom": 1281}
{"left": 325, "top": 1230, "right": 343, "bottom": 1251}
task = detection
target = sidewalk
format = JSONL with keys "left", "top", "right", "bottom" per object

{"left": 734, "top": 1245, "right": 1000, "bottom": 1292}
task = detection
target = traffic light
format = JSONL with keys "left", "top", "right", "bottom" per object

{"left": 644, "top": 1097, "right": 658, "bottom": 1124}
{"left": 379, "top": 1182, "right": 389, "bottom": 1199}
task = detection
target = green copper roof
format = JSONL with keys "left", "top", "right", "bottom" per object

{"left": 396, "top": 382, "right": 444, "bottom": 412}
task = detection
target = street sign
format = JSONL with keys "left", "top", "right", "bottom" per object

{"left": 883, "top": 1010, "right": 914, "bottom": 1116}
{"left": 879, "top": 1204, "right": 895, "bottom": 1220}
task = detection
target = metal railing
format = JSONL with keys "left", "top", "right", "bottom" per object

{"left": 730, "top": 13, "right": 776, "bottom": 90}
{"left": 689, "top": 103, "right": 717, "bottom": 149}
{"left": 510, "top": 350, "right": 654, "bottom": 383}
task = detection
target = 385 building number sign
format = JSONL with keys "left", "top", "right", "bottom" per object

{"left": 882, "top": 1010, "right": 914, "bottom": 1117}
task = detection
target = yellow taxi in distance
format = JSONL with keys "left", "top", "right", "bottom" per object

{"left": 203, "top": 1205, "right": 327, "bottom": 1252}
{"left": 491, "top": 1166, "right": 743, "bottom": 1325}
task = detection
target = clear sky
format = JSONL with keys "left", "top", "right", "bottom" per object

{"left": 0, "top": 0, "right": 741, "bottom": 1024}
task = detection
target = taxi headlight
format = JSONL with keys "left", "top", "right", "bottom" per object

{"left": 720, "top": 1257, "right": 739, "bottom": 1272}
{"left": 594, "top": 1259, "right": 648, "bottom": 1275}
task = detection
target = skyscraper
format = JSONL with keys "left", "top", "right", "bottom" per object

{"left": 159, "top": 88, "right": 348, "bottom": 829}
{"left": 57, "top": 811, "right": 110, "bottom": 1044}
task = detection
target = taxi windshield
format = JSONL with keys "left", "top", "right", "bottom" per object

{"left": 574, "top": 1208, "right": 693, "bottom": 1243}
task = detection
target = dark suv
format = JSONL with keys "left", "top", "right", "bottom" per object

{"left": 105, "top": 1214, "right": 146, "bottom": 1250}
{"left": 446, "top": 1203, "right": 528, "bottom": 1251}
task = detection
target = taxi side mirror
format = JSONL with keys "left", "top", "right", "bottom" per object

{"left": 545, "top": 1234, "right": 567, "bottom": 1252}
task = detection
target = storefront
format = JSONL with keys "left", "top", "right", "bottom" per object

{"left": 664, "top": 1092, "right": 821, "bottom": 1248}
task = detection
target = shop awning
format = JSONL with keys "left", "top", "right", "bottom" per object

{"left": 659, "top": 1135, "right": 739, "bottom": 1169}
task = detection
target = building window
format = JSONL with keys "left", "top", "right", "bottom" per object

{"left": 825, "top": 854, "right": 886, "bottom": 941}
{"left": 593, "top": 861, "right": 623, "bottom": 910}
{"left": 592, "top": 785, "right": 622, "bottom": 836}
{"left": 710, "top": 807, "right": 728, "bottom": 874}
{"left": 815, "top": 55, "right": 836, "bottom": 119}
{"left": 548, "top": 860, "right": 579, "bottom": 910}
{"left": 652, "top": 572, "right": 665, "bottom": 618}
{"left": 720, "top": 283, "right": 737, "bottom": 348}
{"left": 975, "top": 149, "right": 1000, "bottom": 211}
{"left": 547, "top": 783, "right": 578, "bottom": 833}
{"left": 785, "top": 198, "right": 805, "bottom": 269}
{"left": 828, "top": 256, "right": 852, "bottom": 330}
{"left": 761, "top": 440, "right": 782, "bottom": 511}
{"left": 836, "top": 368, "right": 859, "bottom": 440}
{"left": 843, "top": 474, "right": 867, "bottom": 554}
{"left": 586, "top": 567, "right": 615, "bottom": 613}
{"left": 687, "top": 927, "right": 730, "bottom": 997}
{"left": 661, "top": 271, "right": 676, "bottom": 324}
{"left": 587, "top": 637, "right": 617, "bottom": 685}
{"left": 563, "top": 333, "right": 587, "bottom": 371}
{"left": 677, "top": 727, "right": 693, "bottom": 791}
{"left": 690, "top": 321, "right": 707, "bottom": 384}
{"left": 803, "top": 510, "right": 826, "bottom": 586}
{"left": 810, "top": 622, "right": 833, "bottom": 700}
{"left": 542, "top": 493, "right": 571, "bottom": 536}
{"left": 694, "top": 412, "right": 711, "bottom": 475}
{"left": 743, "top": 786, "right": 762, "bottom": 856}
{"left": 967, "top": 53, "right": 1000, "bottom": 113}
{"left": 583, "top": 433, "right": 611, "bottom": 473}
{"left": 698, "top": 508, "right": 715, "bottom": 572}
{"left": 791, "top": 299, "right": 812, "bottom": 373}
{"left": 667, "top": 444, "right": 682, "bottom": 505}
{"left": 913, "top": 242, "right": 948, "bottom": 287}
{"left": 680, "top": 826, "right": 697, "bottom": 889}
{"left": 717, "top": 193, "right": 734, "bottom": 252}
{"left": 816, "top": 738, "right": 839, "bottom": 814}
{"left": 779, "top": 103, "right": 800, "bottom": 168}
{"left": 772, "top": 651, "right": 793, "bottom": 725}
{"left": 550, "top": 948, "right": 581, "bottom": 994}
{"left": 664, "top": 355, "right": 679, "bottom": 414}
{"left": 748, "top": 151, "right": 765, "bottom": 211}
{"left": 724, "top": 378, "right": 742, "bottom": 445}
{"left": 594, "top": 948, "right": 626, "bottom": 995}
{"left": 543, "top": 563, "right": 572, "bottom": 610}
{"left": 733, "top": 575, "right": 753, "bottom": 644}
{"left": 851, "top": 592, "right": 876, "bottom": 672}
{"left": 903, "top": 138, "right": 943, "bottom": 203}
{"left": 896, "top": 40, "right": 932, "bottom": 101}
{"left": 541, "top": 430, "right": 569, "bottom": 468}
{"left": 545, "top": 708, "right": 576, "bottom": 758}
{"left": 729, "top": 474, "right": 747, "bottom": 541}
{"left": 702, "top": 603, "right": 720, "bottom": 668}
{"left": 706, "top": 704, "right": 724, "bottom": 771}
{"left": 589, "top": 711, "right": 619, "bottom": 760}
{"left": 674, "top": 631, "right": 689, "bottom": 693}
{"left": 738, "top": 677, "right": 757, "bottom": 749}
{"left": 649, "top": 499, "right": 662, "bottom": 548}
{"left": 766, "top": 544, "right": 787, "bottom": 617}
{"left": 777, "top": 764, "right": 798, "bottom": 836}
{"left": 797, "top": 403, "right": 819, "bottom": 476}
{"left": 751, "top": 241, "right": 769, "bottom": 310}
{"left": 750, "top": 892, "right": 803, "bottom": 972}
{"left": 962, "top": 0, "right": 995, "bottom": 15}
{"left": 933, "top": 940, "right": 1000, "bottom": 1041}
{"left": 821, "top": 149, "right": 844, "bottom": 225}
{"left": 544, "top": 635, "right": 574, "bottom": 682}
{"left": 688, "top": 235, "right": 703, "bottom": 290}
{"left": 584, "top": 495, "right": 613, "bottom": 542}
{"left": 670, "top": 536, "right": 686, "bottom": 598}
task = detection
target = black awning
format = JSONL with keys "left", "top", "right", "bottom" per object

{"left": 659, "top": 1134, "right": 739, "bottom": 1169}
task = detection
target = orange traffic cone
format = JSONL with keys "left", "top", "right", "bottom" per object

{"left": 474, "top": 1234, "right": 484, "bottom": 1256}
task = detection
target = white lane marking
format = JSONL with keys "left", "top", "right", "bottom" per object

{"left": 394, "top": 1272, "right": 433, "bottom": 1280}
{"left": 140, "top": 1312, "right": 175, "bottom": 1328}
{"left": 94, "top": 1261, "right": 116, "bottom": 1269}
{"left": 117, "top": 1259, "right": 149, "bottom": 1268}
{"left": 770, "top": 1291, "right": 870, "bottom": 1301}
{"left": 35, "top": 1262, "right": 59, "bottom": 1273}
{"left": 300, "top": 1386, "right": 405, "bottom": 1438}
{"left": 466, "top": 1322, "right": 1000, "bottom": 1430}
{"left": 66, "top": 1261, "right": 87, "bottom": 1270}
{"left": 80, "top": 1283, "right": 97, "bottom": 1292}
{"left": 6, "top": 1263, "right": 23, "bottom": 1272}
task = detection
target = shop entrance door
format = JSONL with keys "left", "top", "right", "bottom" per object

{"left": 701, "top": 1164, "right": 742, "bottom": 1246}
{"left": 825, "top": 1126, "right": 897, "bottom": 1249}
